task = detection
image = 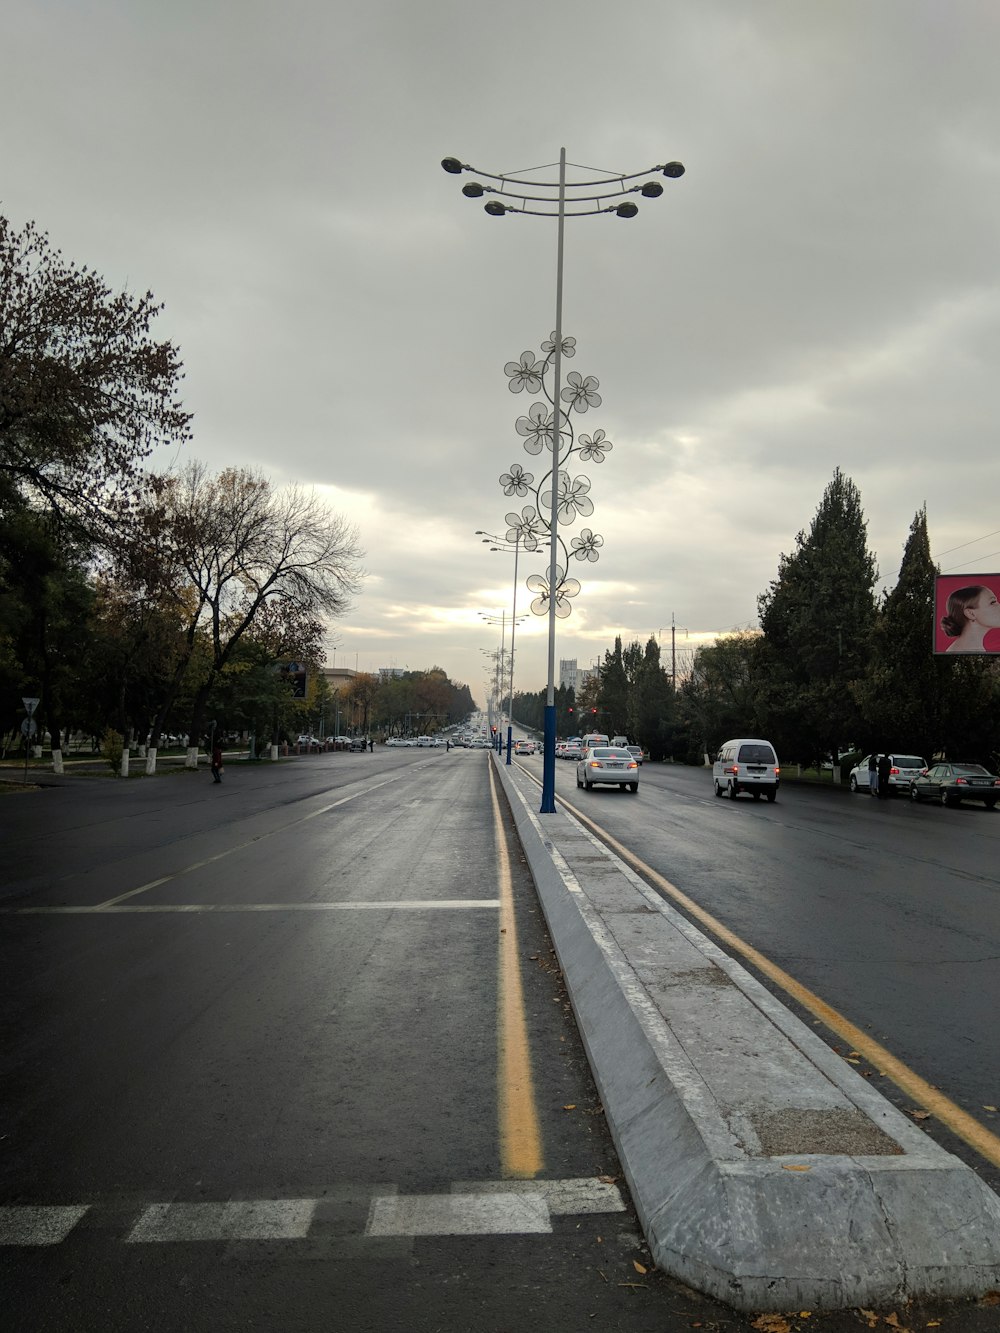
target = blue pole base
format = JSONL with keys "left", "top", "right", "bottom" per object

{"left": 505, "top": 725, "right": 512, "bottom": 765}
{"left": 540, "top": 705, "right": 556, "bottom": 813}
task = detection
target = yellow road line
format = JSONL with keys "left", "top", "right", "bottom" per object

{"left": 489, "top": 762, "right": 544, "bottom": 1179}
{"left": 552, "top": 783, "right": 1000, "bottom": 1171}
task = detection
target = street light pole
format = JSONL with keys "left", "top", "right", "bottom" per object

{"left": 443, "top": 149, "right": 685, "bottom": 813}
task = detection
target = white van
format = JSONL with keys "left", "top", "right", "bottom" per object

{"left": 582, "top": 732, "right": 610, "bottom": 748}
{"left": 713, "top": 738, "right": 780, "bottom": 802}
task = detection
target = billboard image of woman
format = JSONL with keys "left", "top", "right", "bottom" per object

{"left": 934, "top": 575, "right": 1000, "bottom": 654}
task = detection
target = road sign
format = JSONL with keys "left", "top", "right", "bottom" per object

{"left": 22, "top": 697, "right": 40, "bottom": 715}
{"left": 20, "top": 718, "right": 37, "bottom": 737}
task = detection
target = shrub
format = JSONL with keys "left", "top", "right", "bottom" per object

{"left": 101, "top": 727, "right": 124, "bottom": 775}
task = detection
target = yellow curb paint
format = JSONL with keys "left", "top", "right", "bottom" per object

{"left": 489, "top": 762, "right": 544, "bottom": 1179}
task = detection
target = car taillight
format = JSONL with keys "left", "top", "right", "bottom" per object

{"left": 890, "top": 767, "right": 899, "bottom": 775}
{"left": 774, "top": 767, "right": 780, "bottom": 776}
{"left": 590, "top": 761, "right": 600, "bottom": 769}
{"left": 627, "top": 761, "right": 637, "bottom": 770}
{"left": 725, "top": 765, "right": 737, "bottom": 775}
{"left": 956, "top": 778, "right": 967, "bottom": 785}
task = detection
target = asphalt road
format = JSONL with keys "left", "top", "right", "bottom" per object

{"left": 538, "top": 750, "right": 1000, "bottom": 1194}
{"left": 3, "top": 748, "right": 998, "bottom": 1333}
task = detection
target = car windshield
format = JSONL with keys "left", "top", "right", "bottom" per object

{"left": 953, "top": 764, "right": 990, "bottom": 776}
{"left": 738, "top": 744, "right": 775, "bottom": 763}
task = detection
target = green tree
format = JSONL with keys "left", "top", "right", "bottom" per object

{"left": 757, "top": 469, "right": 878, "bottom": 763}
{"left": 0, "top": 214, "right": 191, "bottom": 531}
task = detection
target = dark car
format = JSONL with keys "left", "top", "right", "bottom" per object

{"left": 909, "top": 762, "right": 1000, "bottom": 809}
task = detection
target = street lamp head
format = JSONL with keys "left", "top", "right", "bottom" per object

{"left": 640, "top": 180, "right": 663, "bottom": 198}
{"left": 462, "top": 182, "right": 485, "bottom": 198}
{"left": 441, "top": 157, "right": 465, "bottom": 174}
{"left": 661, "top": 161, "right": 685, "bottom": 178}
{"left": 616, "top": 202, "right": 639, "bottom": 218}
{"left": 484, "top": 200, "right": 507, "bottom": 217}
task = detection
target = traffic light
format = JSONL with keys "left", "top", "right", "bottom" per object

{"left": 591, "top": 707, "right": 597, "bottom": 715}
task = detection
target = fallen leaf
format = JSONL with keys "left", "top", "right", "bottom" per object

{"left": 857, "top": 1312, "right": 878, "bottom": 1330}
{"left": 632, "top": 1259, "right": 647, "bottom": 1274}
{"left": 909, "top": 1109, "right": 932, "bottom": 1121}
{"left": 563, "top": 1104, "right": 576, "bottom": 1111}
{"left": 983, "top": 1105, "right": 997, "bottom": 1112}
{"left": 750, "top": 1316, "right": 792, "bottom": 1333}
{"left": 781, "top": 1163, "right": 812, "bottom": 1172}
{"left": 598, "top": 1174, "right": 618, "bottom": 1185}
{"left": 982, "top": 1290, "right": 1000, "bottom": 1304}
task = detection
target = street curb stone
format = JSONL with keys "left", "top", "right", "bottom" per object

{"left": 492, "top": 752, "right": 1000, "bottom": 1312}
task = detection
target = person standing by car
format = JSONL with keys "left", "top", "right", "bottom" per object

{"left": 868, "top": 751, "right": 879, "bottom": 797}
{"left": 877, "top": 752, "right": 892, "bottom": 799}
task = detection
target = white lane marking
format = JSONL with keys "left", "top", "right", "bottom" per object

{"left": 96, "top": 778, "right": 403, "bottom": 908}
{"left": 125, "top": 1200, "right": 316, "bottom": 1243}
{"left": 0, "top": 1205, "right": 89, "bottom": 1246}
{"left": 366, "top": 1193, "right": 551, "bottom": 1236}
{"left": 13, "top": 900, "right": 502, "bottom": 914}
{"left": 452, "top": 1177, "right": 626, "bottom": 1214}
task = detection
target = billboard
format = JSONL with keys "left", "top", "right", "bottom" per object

{"left": 933, "top": 574, "right": 1000, "bottom": 655}
{"left": 275, "top": 660, "right": 308, "bottom": 697}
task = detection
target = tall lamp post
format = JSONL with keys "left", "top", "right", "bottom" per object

{"left": 444, "top": 150, "right": 684, "bottom": 812}
{"left": 477, "top": 529, "right": 543, "bottom": 763}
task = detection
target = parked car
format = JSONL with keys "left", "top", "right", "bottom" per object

{"left": 349, "top": 736, "right": 367, "bottom": 752}
{"left": 909, "top": 762, "right": 1000, "bottom": 809}
{"left": 712, "top": 738, "right": 779, "bottom": 802}
{"left": 849, "top": 753, "right": 926, "bottom": 794}
{"left": 576, "top": 745, "right": 639, "bottom": 793}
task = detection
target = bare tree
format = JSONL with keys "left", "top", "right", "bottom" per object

{"left": 131, "top": 462, "right": 363, "bottom": 768}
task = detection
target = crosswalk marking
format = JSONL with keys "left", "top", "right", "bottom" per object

{"left": 367, "top": 1192, "right": 551, "bottom": 1236}
{"left": 0, "top": 1179, "right": 626, "bottom": 1245}
{"left": 0, "top": 1205, "right": 89, "bottom": 1246}
{"left": 126, "top": 1200, "right": 316, "bottom": 1243}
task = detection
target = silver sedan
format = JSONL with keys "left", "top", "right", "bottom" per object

{"left": 576, "top": 746, "right": 640, "bottom": 793}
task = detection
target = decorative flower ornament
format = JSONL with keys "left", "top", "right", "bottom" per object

{"left": 570, "top": 528, "right": 603, "bottom": 563}
{"left": 578, "top": 429, "right": 612, "bottom": 463}
{"left": 492, "top": 335, "right": 612, "bottom": 623}
{"left": 540, "top": 331, "right": 576, "bottom": 359}
{"left": 515, "top": 402, "right": 555, "bottom": 454}
{"left": 526, "top": 567, "right": 581, "bottom": 620}
{"left": 504, "top": 506, "right": 544, "bottom": 551}
{"left": 540, "top": 471, "right": 594, "bottom": 525}
{"left": 499, "top": 463, "right": 534, "bottom": 497}
{"left": 504, "top": 350, "right": 545, "bottom": 394}
{"left": 560, "top": 371, "right": 602, "bottom": 412}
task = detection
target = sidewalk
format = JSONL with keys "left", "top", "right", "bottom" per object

{"left": 492, "top": 752, "right": 1000, "bottom": 1313}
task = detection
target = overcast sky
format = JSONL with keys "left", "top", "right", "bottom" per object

{"left": 5, "top": 1, "right": 1000, "bottom": 704}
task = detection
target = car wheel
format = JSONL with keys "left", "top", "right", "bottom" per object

{"left": 576, "top": 772, "right": 582, "bottom": 788}
{"left": 728, "top": 782, "right": 739, "bottom": 800}
{"left": 765, "top": 790, "right": 776, "bottom": 803}
{"left": 910, "top": 784, "right": 920, "bottom": 802}
{"left": 713, "top": 780, "right": 722, "bottom": 797}
{"left": 628, "top": 782, "right": 638, "bottom": 793}
{"left": 584, "top": 778, "right": 592, "bottom": 790}
{"left": 941, "top": 788, "right": 956, "bottom": 807}
{"left": 849, "top": 775, "right": 858, "bottom": 793}
{"left": 985, "top": 798, "right": 997, "bottom": 810}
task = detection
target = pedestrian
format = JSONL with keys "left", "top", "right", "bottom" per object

{"left": 211, "top": 739, "right": 223, "bottom": 784}
{"left": 446, "top": 739, "right": 450, "bottom": 751}
{"left": 877, "top": 752, "right": 892, "bottom": 799}
{"left": 868, "top": 751, "right": 879, "bottom": 797}
{"left": 368, "top": 737, "right": 374, "bottom": 752}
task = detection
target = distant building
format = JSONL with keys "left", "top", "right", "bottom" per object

{"left": 378, "top": 667, "right": 406, "bottom": 681}
{"left": 320, "top": 666, "right": 357, "bottom": 692}
{"left": 559, "top": 658, "right": 598, "bottom": 693}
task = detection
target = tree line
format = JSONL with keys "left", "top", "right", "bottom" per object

{"left": 513, "top": 470, "right": 1000, "bottom": 770}
{"left": 0, "top": 213, "right": 472, "bottom": 769}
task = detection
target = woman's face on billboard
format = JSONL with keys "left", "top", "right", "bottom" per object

{"left": 968, "top": 587, "right": 1000, "bottom": 629}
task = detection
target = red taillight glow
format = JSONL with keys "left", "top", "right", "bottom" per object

{"left": 725, "top": 765, "right": 737, "bottom": 775}
{"left": 774, "top": 766, "right": 780, "bottom": 776}
{"left": 890, "top": 767, "right": 899, "bottom": 775}
{"left": 956, "top": 778, "right": 967, "bottom": 785}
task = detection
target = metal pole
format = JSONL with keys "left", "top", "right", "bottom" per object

{"left": 540, "top": 147, "right": 566, "bottom": 814}
{"left": 506, "top": 535, "right": 520, "bottom": 764}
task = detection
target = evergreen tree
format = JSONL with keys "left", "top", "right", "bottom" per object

{"left": 598, "top": 636, "right": 629, "bottom": 736}
{"left": 757, "top": 469, "right": 877, "bottom": 762}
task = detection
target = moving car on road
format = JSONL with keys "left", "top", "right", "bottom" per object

{"left": 712, "top": 738, "right": 779, "bottom": 802}
{"left": 514, "top": 739, "right": 536, "bottom": 755}
{"left": 849, "top": 753, "right": 926, "bottom": 795}
{"left": 576, "top": 745, "right": 640, "bottom": 793}
{"left": 909, "top": 762, "right": 1000, "bottom": 809}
